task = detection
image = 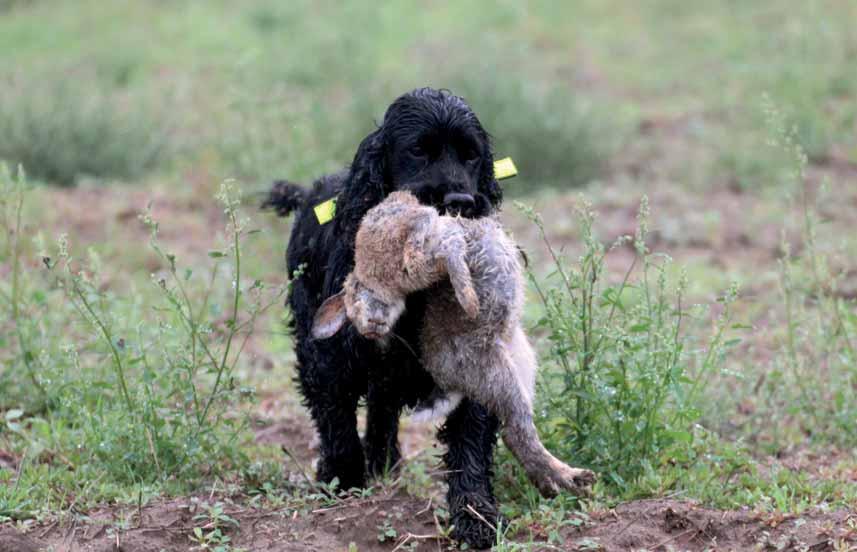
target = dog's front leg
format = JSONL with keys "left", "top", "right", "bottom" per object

{"left": 364, "top": 361, "right": 403, "bottom": 479}
{"left": 295, "top": 337, "right": 367, "bottom": 491}
{"left": 438, "top": 398, "right": 502, "bottom": 550}
{"left": 306, "top": 389, "right": 365, "bottom": 491}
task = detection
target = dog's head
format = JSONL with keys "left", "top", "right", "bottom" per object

{"left": 343, "top": 88, "right": 501, "bottom": 221}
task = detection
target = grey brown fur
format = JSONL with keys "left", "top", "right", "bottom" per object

{"left": 312, "top": 191, "right": 595, "bottom": 497}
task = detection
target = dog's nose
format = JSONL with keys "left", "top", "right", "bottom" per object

{"left": 443, "top": 192, "right": 475, "bottom": 213}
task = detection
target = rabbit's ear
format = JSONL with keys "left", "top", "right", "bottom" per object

{"left": 312, "top": 291, "right": 348, "bottom": 339}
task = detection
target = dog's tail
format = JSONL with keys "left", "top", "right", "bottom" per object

{"left": 261, "top": 180, "right": 306, "bottom": 217}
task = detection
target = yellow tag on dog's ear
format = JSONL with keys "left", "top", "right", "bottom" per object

{"left": 311, "top": 159, "right": 516, "bottom": 225}
{"left": 314, "top": 198, "right": 337, "bottom": 225}
{"left": 494, "top": 157, "right": 518, "bottom": 180}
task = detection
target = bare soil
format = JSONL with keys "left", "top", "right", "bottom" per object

{"left": 3, "top": 494, "right": 855, "bottom": 551}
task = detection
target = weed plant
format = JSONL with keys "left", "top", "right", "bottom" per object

{"left": 502, "top": 198, "right": 739, "bottom": 501}
{"left": 752, "top": 97, "right": 857, "bottom": 449}
{"left": 0, "top": 166, "right": 283, "bottom": 517}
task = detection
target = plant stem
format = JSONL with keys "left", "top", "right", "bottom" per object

{"left": 200, "top": 214, "right": 242, "bottom": 425}
{"left": 6, "top": 170, "right": 48, "bottom": 399}
{"left": 71, "top": 280, "right": 135, "bottom": 413}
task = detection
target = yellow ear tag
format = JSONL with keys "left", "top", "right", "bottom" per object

{"left": 493, "top": 157, "right": 518, "bottom": 180}
{"left": 314, "top": 198, "right": 337, "bottom": 225}
{"left": 313, "top": 158, "right": 515, "bottom": 225}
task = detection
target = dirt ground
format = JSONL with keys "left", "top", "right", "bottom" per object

{"left": 3, "top": 405, "right": 856, "bottom": 551}
{"left": 3, "top": 489, "right": 856, "bottom": 551}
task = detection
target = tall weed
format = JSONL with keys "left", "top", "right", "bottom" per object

{"left": 754, "top": 97, "right": 857, "bottom": 448}
{"left": 511, "top": 198, "right": 739, "bottom": 494}
{"left": 0, "top": 166, "right": 283, "bottom": 513}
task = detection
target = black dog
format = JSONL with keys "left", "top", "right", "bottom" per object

{"left": 263, "top": 88, "right": 504, "bottom": 548}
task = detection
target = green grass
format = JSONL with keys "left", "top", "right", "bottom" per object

{"left": 0, "top": 73, "right": 173, "bottom": 186}
{"left": 522, "top": 1, "right": 857, "bottom": 189}
{"left": 5, "top": 1, "right": 853, "bottom": 190}
{"left": 0, "top": 1, "right": 614, "bottom": 188}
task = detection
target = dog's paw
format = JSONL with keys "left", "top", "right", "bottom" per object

{"left": 315, "top": 457, "right": 366, "bottom": 491}
{"left": 364, "top": 448, "right": 402, "bottom": 480}
{"left": 449, "top": 508, "right": 500, "bottom": 550}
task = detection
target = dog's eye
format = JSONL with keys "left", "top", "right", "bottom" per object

{"left": 459, "top": 145, "right": 479, "bottom": 162}
{"left": 408, "top": 145, "right": 427, "bottom": 158}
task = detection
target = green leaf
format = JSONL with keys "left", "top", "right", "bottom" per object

{"left": 665, "top": 430, "right": 693, "bottom": 444}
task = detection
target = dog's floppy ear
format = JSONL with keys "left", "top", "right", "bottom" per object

{"left": 333, "top": 126, "right": 389, "bottom": 244}
{"left": 349, "top": 127, "right": 387, "bottom": 197}
{"left": 351, "top": 126, "right": 387, "bottom": 191}
{"left": 476, "top": 132, "right": 502, "bottom": 211}
{"left": 312, "top": 291, "right": 348, "bottom": 339}
{"left": 323, "top": 126, "right": 388, "bottom": 299}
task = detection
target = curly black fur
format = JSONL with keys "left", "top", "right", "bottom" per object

{"left": 266, "top": 88, "right": 504, "bottom": 549}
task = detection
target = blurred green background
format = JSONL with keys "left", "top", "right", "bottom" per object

{"left": 3, "top": 0, "right": 855, "bottom": 191}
